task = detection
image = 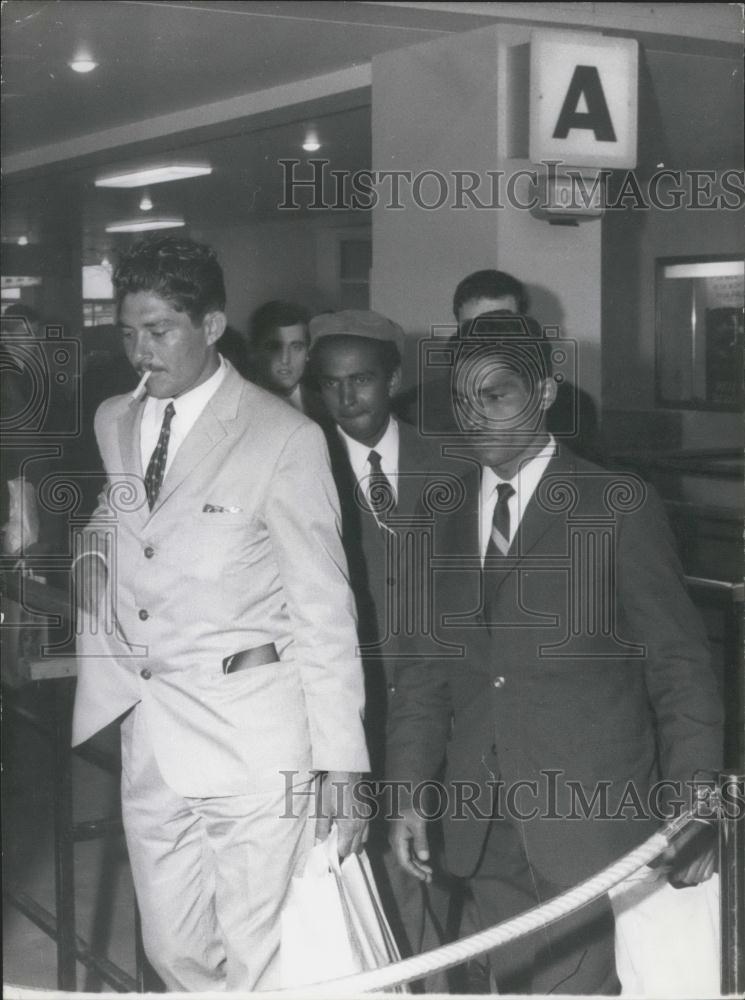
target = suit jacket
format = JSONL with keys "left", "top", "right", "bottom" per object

{"left": 72, "top": 362, "right": 369, "bottom": 796}
{"left": 386, "top": 448, "right": 723, "bottom": 885}
{"left": 324, "top": 419, "right": 462, "bottom": 775}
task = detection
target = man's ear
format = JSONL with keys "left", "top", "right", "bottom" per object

{"left": 387, "top": 365, "right": 402, "bottom": 396}
{"left": 204, "top": 311, "right": 227, "bottom": 346}
{"left": 540, "top": 375, "right": 558, "bottom": 411}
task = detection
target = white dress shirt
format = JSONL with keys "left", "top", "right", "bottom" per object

{"left": 140, "top": 358, "right": 227, "bottom": 476}
{"left": 337, "top": 416, "right": 400, "bottom": 504}
{"left": 479, "top": 435, "right": 557, "bottom": 562}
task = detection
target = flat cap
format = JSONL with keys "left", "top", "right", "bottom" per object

{"left": 309, "top": 309, "right": 405, "bottom": 353}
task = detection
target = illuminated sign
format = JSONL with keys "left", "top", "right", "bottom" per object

{"left": 530, "top": 31, "right": 638, "bottom": 169}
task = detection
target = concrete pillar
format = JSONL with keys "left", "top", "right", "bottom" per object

{"left": 371, "top": 24, "right": 602, "bottom": 409}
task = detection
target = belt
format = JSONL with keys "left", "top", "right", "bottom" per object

{"left": 222, "top": 642, "right": 279, "bottom": 675}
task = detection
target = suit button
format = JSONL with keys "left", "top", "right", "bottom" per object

{"left": 492, "top": 676, "right": 505, "bottom": 688}
{"left": 138, "top": 609, "right": 149, "bottom": 621}
{"left": 144, "top": 546, "right": 154, "bottom": 559}
{"left": 387, "top": 683, "right": 396, "bottom": 694}
{"left": 140, "top": 668, "right": 152, "bottom": 680}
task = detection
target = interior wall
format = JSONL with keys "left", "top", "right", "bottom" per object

{"left": 601, "top": 177, "right": 743, "bottom": 453}
{"left": 371, "top": 24, "right": 603, "bottom": 404}
{"left": 194, "top": 212, "right": 368, "bottom": 332}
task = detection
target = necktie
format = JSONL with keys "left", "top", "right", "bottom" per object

{"left": 485, "top": 482, "right": 515, "bottom": 557}
{"left": 144, "top": 402, "right": 175, "bottom": 509}
{"left": 367, "top": 449, "right": 396, "bottom": 515}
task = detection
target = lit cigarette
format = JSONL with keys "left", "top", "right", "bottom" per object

{"left": 131, "top": 370, "right": 152, "bottom": 401}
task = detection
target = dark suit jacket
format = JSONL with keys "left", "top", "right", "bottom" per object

{"left": 324, "top": 419, "right": 461, "bottom": 774}
{"left": 386, "top": 448, "right": 724, "bottom": 886}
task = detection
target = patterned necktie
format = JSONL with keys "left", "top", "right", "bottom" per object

{"left": 144, "top": 401, "right": 175, "bottom": 510}
{"left": 485, "top": 482, "right": 515, "bottom": 557}
{"left": 367, "top": 449, "right": 396, "bottom": 515}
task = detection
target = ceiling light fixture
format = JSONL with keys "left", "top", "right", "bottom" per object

{"left": 95, "top": 165, "right": 212, "bottom": 189}
{"left": 17, "top": 235, "right": 29, "bottom": 246}
{"left": 105, "top": 218, "right": 185, "bottom": 234}
{"left": 70, "top": 57, "right": 98, "bottom": 74}
{"left": 302, "top": 133, "right": 321, "bottom": 152}
{"left": 139, "top": 193, "right": 154, "bottom": 211}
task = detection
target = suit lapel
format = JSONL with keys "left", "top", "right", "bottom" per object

{"left": 148, "top": 366, "right": 245, "bottom": 517}
{"left": 486, "top": 449, "right": 575, "bottom": 603}
{"left": 116, "top": 399, "right": 149, "bottom": 526}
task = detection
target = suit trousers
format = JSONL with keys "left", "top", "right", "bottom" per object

{"left": 120, "top": 703, "right": 316, "bottom": 992}
{"left": 469, "top": 815, "right": 620, "bottom": 995}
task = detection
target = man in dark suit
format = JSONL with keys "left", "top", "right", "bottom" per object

{"left": 248, "top": 300, "right": 325, "bottom": 419}
{"left": 387, "top": 313, "right": 723, "bottom": 993}
{"left": 309, "top": 309, "right": 454, "bottom": 984}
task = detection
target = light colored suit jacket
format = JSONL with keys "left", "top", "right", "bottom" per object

{"left": 73, "top": 362, "right": 370, "bottom": 795}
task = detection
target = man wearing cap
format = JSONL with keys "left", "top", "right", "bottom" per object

{"left": 308, "top": 309, "right": 453, "bottom": 978}
{"left": 387, "top": 312, "right": 723, "bottom": 994}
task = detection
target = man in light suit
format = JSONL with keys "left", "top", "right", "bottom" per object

{"left": 388, "top": 313, "right": 723, "bottom": 993}
{"left": 72, "top": 236, "right": 369, "bottom": 992}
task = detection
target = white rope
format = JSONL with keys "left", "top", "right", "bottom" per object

{"left": 296, "top": 818, "right": 686, "bottom": 995}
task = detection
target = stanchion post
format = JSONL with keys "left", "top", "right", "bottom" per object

{"left": 719, "top": 772, "right": 745, "bottom": 996}
{"left": 53, "top": 676, "right": 77, "bottom": 990}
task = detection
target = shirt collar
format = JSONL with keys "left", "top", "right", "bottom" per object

{"left": 480, "top": 434, "right": 557, "bottom": 500}
{"left": 143, "top": 355, "right": 227, "bottom": 422}
{"left": 337, "top": 416, "right": 399, "bottom": 482}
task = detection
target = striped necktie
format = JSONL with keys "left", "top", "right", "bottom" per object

{"left": 144, "top": 402, "right": 175, "bottom": 509}
{"left": 485, "top": 482, "right": 515, "bottom": 557}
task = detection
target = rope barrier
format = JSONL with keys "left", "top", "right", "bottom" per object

{"left": 297, "top": 810, "right": 698, "bottom": 995}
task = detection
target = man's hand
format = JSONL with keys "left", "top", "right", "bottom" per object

{"left": 390, "top": 807, "right": 432, "bottom": 883}
{"left": 315, "top": 771, "right": 370, "bottom": 858}
{"left": 654, "top": 821, "right": 717, "bottom": 887}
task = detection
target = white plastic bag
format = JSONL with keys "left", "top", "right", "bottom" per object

{"left": 609, "top": 868, "right": 720, "bottom": 997}
{"left": 280, "top": 828, "right": 408, "bottom": 991}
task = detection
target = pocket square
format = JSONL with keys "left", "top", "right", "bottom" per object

{"left": 202, "top": 503, "right": 243, "bottom": 513}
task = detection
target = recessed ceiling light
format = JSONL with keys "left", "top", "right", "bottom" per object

{"left": 96, "top": 165, "right": 212, "bottom": 189}
{"left": 302, "top": 132, "right": 321, "bottom": 152}
{"left": 17, "top": 235, "right": 29, "bottom": 246}
{"left": 70, "top": 57, "right": 98, "bottom": 74}
{"left": 139, "top": 193, "right": 154, "bottom": 212}
{"left": 105, "top": 218, "right": 185, "bottom": 234}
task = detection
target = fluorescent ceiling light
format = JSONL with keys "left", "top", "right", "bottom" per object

{"left": 105, "top": 218, "right": 185, "bottom": 233}
{"left": 96, "top": 165, "right": 212, "bottom": 188}
{"left": 70, "top": 58, "right": 98, "bottom": 73}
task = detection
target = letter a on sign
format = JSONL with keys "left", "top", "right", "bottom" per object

{"left": 529, "top": 31, "right": 638, "bottom": 168}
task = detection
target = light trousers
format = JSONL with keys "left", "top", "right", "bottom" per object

{"left": 120, "top": 704, "right": 316, "bottom": 992}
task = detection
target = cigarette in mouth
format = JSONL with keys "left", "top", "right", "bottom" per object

{"left": 131, "top": 370, "right": 152, "bottom": 401}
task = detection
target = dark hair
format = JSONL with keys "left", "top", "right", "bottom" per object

{"left": 310, "top": 335, "right": 401, "bottom": 381}
{"left": 249, "top": 301, "right": 310, "bottom": 348}
{"left": 113, "top": 236, "right": 226, "bottom": 323}
{"left": 454, "top": 312, "right": 552, "bottom": 385}
{"left": 452, "top": 269, "right": 529, "bottom": 318}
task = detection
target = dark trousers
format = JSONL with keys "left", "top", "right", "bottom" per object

{"left": 469, "top": 817, "right": 620, "bottom": 995}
